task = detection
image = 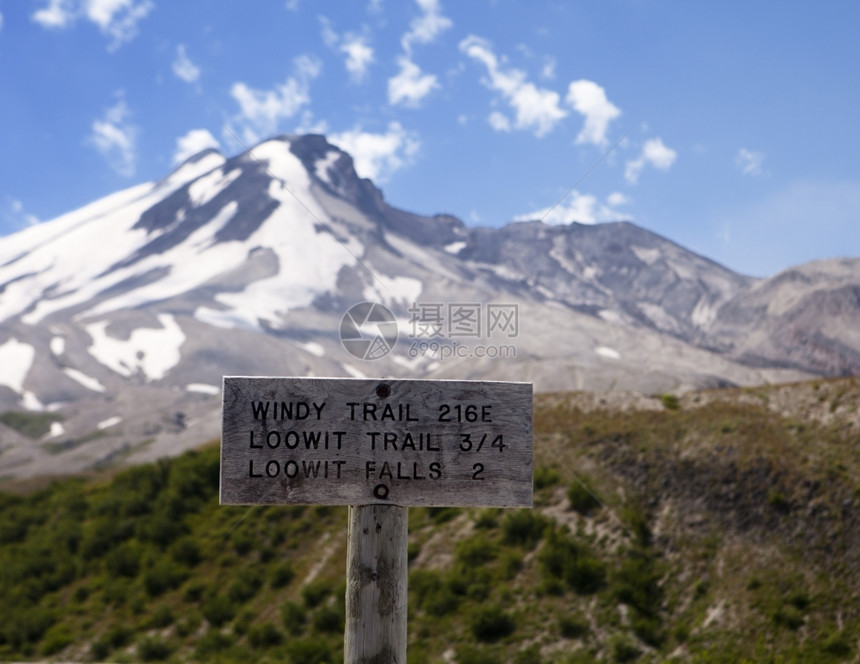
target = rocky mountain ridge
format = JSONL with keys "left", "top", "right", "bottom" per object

{"left": 0, "top": 133, "right": 856, "bottom": 479}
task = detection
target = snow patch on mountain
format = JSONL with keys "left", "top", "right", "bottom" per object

{"left": 86, "top": 202, "right": 240, "bottom": 317}
{"left": 692, "top": 298, "right": 718, "bottom": 327}
{"left": 98, "top": 416, "right": 122, "bottom": 430}
{"left": 363, "top": 273, "right": 422, "bottom": 306}
{"left": 632, "top": 245, "right": 661, "bottom": 265}
{"left": 48, "top": 422, "right": 65, "bottom": 438}
{"left": 188, "top": 167, "right": 241, "bottom": 207}
{"left": 21, "top": 391, "right": 43, "bottom": 411}
{"left": 599, "top": 309, "right": 623, "bottom": 324}
{"left": 596, "top": 346, "right": 621, "bottom": 360}
{"left": 63, "top": 368, "right": 107, "bottom": 393}
{"left": 50, "top": 336, "right": 65, "bottom": 356}
{"left": 86, "top": 314, "right": 185, "bottom": 380}
{"left": 196, "top": 142, "right": 360, "bottom": 331}
{"left": 186, "top": 383, "right": 220, "bottom": 395}
{"left": 299, "top": 341, "right": 326, "bottom": 357}
{"left": 0, "top": 338, "right": 34, "bottom": 393}
{"left": 342, "top": 363, "right": 367, "bottom": 378}
{"left": 18, "top": 191, "right": 190, "bottom": 324}
{"left": 0, "top": 182, "right": 153, "bottom": 267}
{"left": 444, "top": 241, "right": 466, "bottom": 255}
{"left": 314, "top": 150, "right": 340, "bottom": 186}
{"left": 161, "top": 151, "right": 225, "bottom": 190}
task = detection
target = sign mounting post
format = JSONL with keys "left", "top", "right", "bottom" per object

{"left": 221, "top": 377, "right": 533, "bottom": 663}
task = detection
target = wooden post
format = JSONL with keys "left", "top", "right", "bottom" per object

{"left": 345, "top": 504, "right": 408, "bottom": 664}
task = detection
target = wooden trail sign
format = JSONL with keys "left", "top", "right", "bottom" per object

{"left": 220, "top": 376, "right": 533, "bottom": 663}
{"left": 220, "top": 377, "right": 533, "bottom": 508}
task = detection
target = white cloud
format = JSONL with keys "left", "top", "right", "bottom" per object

{"left": 86, "top": 0, "right": 154, "bottom": 51}
{"left": 88, "top": 95, "right": 137, "bottom": 176}
{"left": 341, "top": 35, "right": 374, "bottom": 82}
{"left": 319, "top": 16, "right": 338, "bottom": 48}
{"left": 172, "top": 44, "right": 200, "bottom": 83}
{"left": 736, "top": 147, "right": 766, "bottom": 177}
{"left": 388, "top": 56, "right": 439, "bottom": 107}
{"left": 173, "top": 129, "right": 220, "bottom": 164}
{"left": 3, "top": 198, "right": 40, "bottom": 229}
{"left": 515, "top": 191, "right": 628, "bottom": 225}
{"left": 319, "top": 18, "right": 374, "bottom": 83}
{"left": 566, "top": 79, "right": 621, "bottom": 146}
{"left": 32, "top": 0, "right": 76, "bottom": 28}
{"left": 625, "top": 137, "right": 677, "bottom": 184}
{"left": 459, "top": 35, "right": 567, "bottom": 137}
{"left": 329, "top": 122, "right": 420, "bottom": 182}
{"left": 488, "top": 111, "right": 511, "bottom": 132}
{"left": 607, "top": 191, "right": 631, "bottom": 207}
{"left": 402, "top": 0, "right": 452, "bottom": 54}
{"left": 286, "top": 0, "right": 300, "bottom": 11}
{"left": 541, "top": 56, "right": 556, "bottom": 80}
{"left": 31, "top": 0, "right": 153, "bottom": 50}
{"left": 227, "top": 55, "right": 321, "bottom": 144}
{"left": 0, "top": 12, "right": 4, "bottom": 31}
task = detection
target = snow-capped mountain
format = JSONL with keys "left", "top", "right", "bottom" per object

{"left": 0, "top": 134, "right": 856, "bottom": 479}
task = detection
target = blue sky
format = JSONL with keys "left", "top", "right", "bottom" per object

{"left": 1, "top": 0, "right": 858, "bottom": 277}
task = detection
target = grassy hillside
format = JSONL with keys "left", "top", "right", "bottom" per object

{"left": 1, "top": 377, "right": 860, "bottom": 663}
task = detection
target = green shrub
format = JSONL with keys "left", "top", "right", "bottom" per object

{"left": 142, "top": 559, "right": 189, "bottom": 596}
{"left": 202, "top": 593, "right": 235, "bottom": 627}
{"left": 312, "top": 603, "right": 345, "bottom": 633}
{"left": 39, "top": 622, "right": 73, "bottom": 656}
{"left": 285, "top": 637, "right": 336, "bottom": 664}
{"left": 471, "top": 605, "right": 516, "bottom": 642}
{"left": 247, "top": 621, "right": 284, "bottom": 648}
{"left": 455, "top": 535, "right": 497, "bottom": 566}
{"left": 137, "top": 513, "right": 186, "bottom": 547}
{"left": 194, "top": 629, "right": 235, "bottom": 657}
{"left": 426, "top": 506, "right": 460, "bottom": 523}
{"left": 500, "top": 550, "right": 524, "bottom": 579}
{"left": 170, "top": 536, "right": 202, "bottom": 566}
{"left": 302, "top": 579, "right": 333, "bottom": 608}
{"left": 1, "top": 606, "right": 56, "bottom": 649}
{"left": 567, "top": 479, "right": 601, "bottom": 515}
{"left": 410, "top": 569, "right": 460, "bottom": 616}
{"left": 474, "top": 509, "right": 500, "bottom": 529}
{"left": 228, "top": 567, "right": 264, "bottom": 603}
{"left": 771, "top": 605, "right": 804, "bottom": 630}
{"left": 281, "top": 600, "right": 307, "bottom": 634}
{"left": 660, "top": 394, "right": 680, "bottom": 410}
{"left": 610, "top": 634, "right": 640, "bottom": 662}
{"left": 457, "top": 644, "right": 501, "bottom": 664}
{"left": 534, "top": 465, "right": 562, "bottom": 490}
{"left": 270, "top": 561, "right": 296, "bottom": 588}
{"left": 105, "top": 541, "right": 142, "bottom": 577}
{"left": 822, "top": 631, "right": 852, "bottom": 657}
{"left": 148, "top": 604, "right": 174, "bottom": 628}
{"left": 137, "top": 636, "right": 173, "bottom": 661}
{"left": 231, "top": 529, "right": 256, "bottom": 555}
{"left": 539, "top": 527, "right": 606, "bottom": 595}
{"left": 502, "top": 509, "right": 548, "bottom": 549}
{"left": 0, "top": 410, "right": 63, "bottom": 438}
{"left": 558, "top": 614, "right": 589, "bottom": 638}
{"left": 514, "top": 644, "right": 543, "bottom": 664}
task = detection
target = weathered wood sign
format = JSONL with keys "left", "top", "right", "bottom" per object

{"left": 220, "top": 377, "right": 532, "bottom": 508}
